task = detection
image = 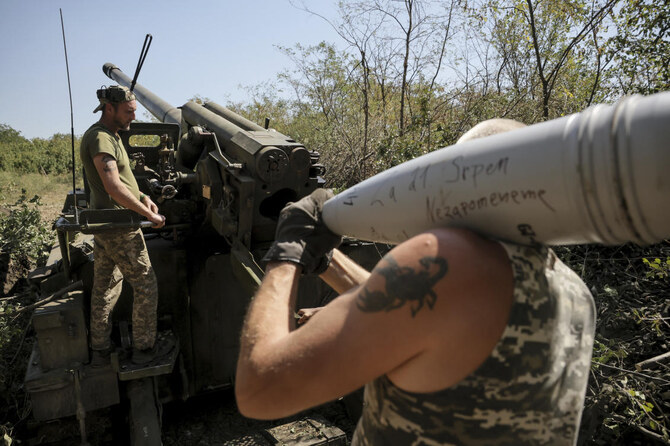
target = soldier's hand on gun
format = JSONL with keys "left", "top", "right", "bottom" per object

{"left": 148, "top": 212, "right": 166, "bottom": 229}
{"left": 141, "top": 194, "right": 165, "bottom": 228}
{"left": 141, "top": 193, "right": 160, "bottom": 214}
{"left": 144, "top": 196, "right": 160, "bottom": 214}
{"left": 262, "top": 189, "right": 342, "bottom": 275}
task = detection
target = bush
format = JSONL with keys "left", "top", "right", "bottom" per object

{"left": 0, "top": 193, "right": 55, "bottom": 271}
{"left": 555, "top": 243, "right": 670, "bottom": 444}
{"left": 0, "top": 193, "right": 53, "bottom": 441}
{"left": 0, "top": 124, "right": 77, "bottom": 175}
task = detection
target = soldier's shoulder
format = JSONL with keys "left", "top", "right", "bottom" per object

{"left": 421, "top": 227, "right": 510, "bottom": 262}
{"left": 82, "top": 122, "right": 110, "bottom": 138}
{"left": 82, "top": 123, "right": 118, "bottom": 150}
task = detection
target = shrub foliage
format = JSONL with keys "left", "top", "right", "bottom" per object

{"left": 0, "top": 124, "right": 77, "bottom": 175}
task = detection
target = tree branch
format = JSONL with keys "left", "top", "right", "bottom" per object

{"left": 0, "top": 280, "right": 83, "bottom": 318}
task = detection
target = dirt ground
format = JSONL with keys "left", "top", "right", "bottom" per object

{"left": 23, "top": 389, "right": 358, "bottom": 445}
{"left": 161, "top": 390, "right": 358, "bottom": 445}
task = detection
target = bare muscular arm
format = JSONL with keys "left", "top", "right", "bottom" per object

{"left": 93, "top": 153, "right": 165, "bottom": 228}
{"left": 235, "top": 229, "right": 514, "bottom": 420}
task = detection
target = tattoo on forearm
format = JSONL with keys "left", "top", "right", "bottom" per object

{"left": 101, "top": 155, "right": 117, "bottom": 172}
{"left": 356, "top": 255, "right": 448, "bottom": 317}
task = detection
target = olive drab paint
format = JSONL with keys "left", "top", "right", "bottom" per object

{"left": 25, "top": 62, "right": 386, "bottom": 444}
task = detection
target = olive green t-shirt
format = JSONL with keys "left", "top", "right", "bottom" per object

{"left": 80, "top": 122, "right": 141, "bottom": 209}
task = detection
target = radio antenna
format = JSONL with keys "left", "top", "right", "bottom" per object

{"left": 130, "top": 34, "right": 152, "bottom": 92}
{"left": 60, "top": 8, "right": 78, "bottom": 224}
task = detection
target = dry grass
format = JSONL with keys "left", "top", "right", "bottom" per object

{"left": 0, "top": 171, "right": 81, "bottom": 222}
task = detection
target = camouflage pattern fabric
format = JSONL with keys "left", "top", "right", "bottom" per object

{"left": 90, "top": 228, "right": 158, "bottom": 351}
{"left": 352, "top": 243, "right": 596, "bottom": 446}
{"left": 93, "top": 85, "right": 136, "bottom": 113}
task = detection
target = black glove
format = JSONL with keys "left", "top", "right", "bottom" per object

{"left": 262, "top": 189, "right": 342, "bottom": 275}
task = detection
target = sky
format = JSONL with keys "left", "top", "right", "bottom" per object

{"left": 0, "top": 0, "right": 342, "bottom": 139}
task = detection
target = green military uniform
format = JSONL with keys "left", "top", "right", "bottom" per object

{"left": 80, "top": 122, "right": 158, "bottom": 352}
{"left": 80, "top": 122, "right": 141, "bottom": 209}
{"left": 352, "top": 243, "right": 596, "bottom": 446}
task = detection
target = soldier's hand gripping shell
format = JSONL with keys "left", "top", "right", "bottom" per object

{"left": 262, "top": 189, "right": 342, "bottom": 275}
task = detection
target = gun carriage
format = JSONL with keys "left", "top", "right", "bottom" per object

{"left": 24, "top": 63, "right": 382, "bottom": 445}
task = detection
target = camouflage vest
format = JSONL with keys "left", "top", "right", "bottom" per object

{"left": 352, "top": 243, "right": 596, "bottom": 446}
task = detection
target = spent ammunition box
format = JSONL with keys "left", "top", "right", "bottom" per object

{"left": 32, "top": 290, "right": 89, "bottom": 370}
{"left": 24, "top": 346, "right": 119, "bottom": 421}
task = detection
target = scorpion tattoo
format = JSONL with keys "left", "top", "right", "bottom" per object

{"left": 356, "top": 254, "right": 448, "bottom": 317}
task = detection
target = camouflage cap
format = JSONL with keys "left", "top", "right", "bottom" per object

{"left": 93, "top": 85, "right": 136, "bottom": 113}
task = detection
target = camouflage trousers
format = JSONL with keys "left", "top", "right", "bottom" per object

{"left": 90, "top": 228, "right": 158, "bottom": 351}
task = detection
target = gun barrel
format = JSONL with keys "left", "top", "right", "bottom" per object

{"left": 181, "top": 101, "right": 243, "bottom": 143}
{"left": 103, "top": 63, "right": 182, "bottom": 126}
{"left": 203, "top": 102, "right": 265, "bottom": 132}
{"left": 322, "top": 92, "right": 670, "bottom": 247}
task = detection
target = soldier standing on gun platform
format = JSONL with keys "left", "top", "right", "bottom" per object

{"left": 80, "top": 85, "right": 166, "bottom": 366}
{"left": 235, "top": 120, "right": 596, "bottom": 445}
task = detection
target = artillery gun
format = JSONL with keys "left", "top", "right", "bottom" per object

{"left": 23, "top": 63, "right": 383, "bottom": 445}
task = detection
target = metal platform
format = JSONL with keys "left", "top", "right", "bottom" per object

{"left": 118, "top": 330, "right": 180, "bottom": 381}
